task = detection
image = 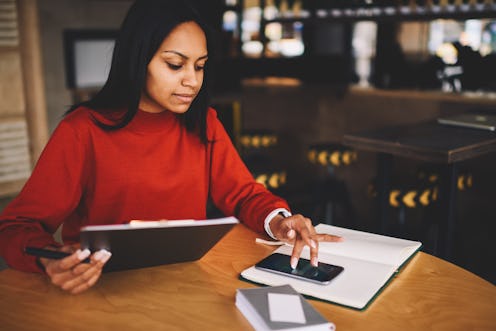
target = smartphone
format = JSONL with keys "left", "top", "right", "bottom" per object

{"left": 255, "top": 253, "right": 344, "bottom": 285}
{"left": 25, "top": 247, "right": 91, "bottom": 263}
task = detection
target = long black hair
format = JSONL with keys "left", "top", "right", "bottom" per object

{"left": 67, "top": 0, "right": 215, "bottom": 143}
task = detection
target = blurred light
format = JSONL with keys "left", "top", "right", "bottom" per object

{"left": 265, "top": 22, "right": 282, "bottom": 41}
{"left": 223, "top": 11, "right": 237, "bottom": 31}
{"left": 436, "top": 42, "right": 458, "bottom": 64}
{"left": 279, "top": 38, "right": 304, "bottom": 57}
{"left": 242, "top": 40, "right": 263, "bottom": 58}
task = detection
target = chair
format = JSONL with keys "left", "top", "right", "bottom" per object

{"left": 307, "top": 143, "right": 357, "bottom": 226}
{"left": 368, "top": 164, "right": 473, "bottom": 252}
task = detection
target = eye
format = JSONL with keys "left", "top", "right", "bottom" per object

{"left": 167, "top": 63, "right": 182, "bottom": 71}
{"left": 196, "top": 62, "right": 207, "bottom": 71}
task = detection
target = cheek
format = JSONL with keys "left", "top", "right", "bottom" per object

{"left": 146, "top": 72, "right": 174, "bottom": 99}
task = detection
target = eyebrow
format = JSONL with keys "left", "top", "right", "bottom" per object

{"left": 162, "top": 50, "right": 208, "bottom": 61}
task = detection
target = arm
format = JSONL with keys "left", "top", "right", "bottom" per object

{"left": 0, "top": 119, "right": 87, "bottom": 272}
{"left": 0, "top": 116, "right": 112, "bottom": 293}
{"left": 206, "top": 109, "right": 290, "bottom": 234}
{"left": 207, "top": 109, "right": 342, "bottom": 266}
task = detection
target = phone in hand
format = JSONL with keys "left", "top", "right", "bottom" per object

{"left": 255, "top": 253, "right": 344, "bottom": 285}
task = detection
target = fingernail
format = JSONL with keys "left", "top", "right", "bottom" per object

{"left": 290, "top": 257, "right": 298, "bottom": 270}
{"left": 77, "top": 249, "right": 91, "bottom": 260}
{"left": 287, "top": 229, "right": 295, "bottom": 238}
{"left": 93, "top": 250, "right": 103, "bottom": 261}
{"left": 94, "top": 249, "right": 111, "bottom": 262}
{"left": 310, "top": 240, "right": 317, "bottom": 249}
{"left": 311, "top": 257, "right": 318, "bottom": 267}
{"left": 99, "top": 249, "right": 112, "bottom": 263}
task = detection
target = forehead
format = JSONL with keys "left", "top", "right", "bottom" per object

{"left": 158, "top": 21, "right": 207, "bottom": 56}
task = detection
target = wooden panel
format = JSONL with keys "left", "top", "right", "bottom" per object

{"left": 0, "top": 50, "right": 25, "bottom": 115}
{"left": 0, "top": 117, "right": 30, "bottom": 197}
{"left": 0, "top": 0, "right": 18, "bottom": 47}
{"left": 0, "top": 1, "right": 28, "bottom": 197}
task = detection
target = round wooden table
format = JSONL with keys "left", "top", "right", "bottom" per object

{"left": 0, "top": 224, "right": 494, "bottom": 331}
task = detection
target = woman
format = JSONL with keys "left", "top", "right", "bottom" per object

{"left": 0, "top": 0, "right": 341, "bottom": 294}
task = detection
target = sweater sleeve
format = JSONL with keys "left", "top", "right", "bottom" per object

{"left": 207, "top": 109, "right": 290, "bottom": 234}
{"left": 0, "top": 120, "right": 89, "bottom": 272}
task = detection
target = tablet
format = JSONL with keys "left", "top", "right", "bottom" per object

{"left": 437, "top": 113, "right": 496, "bottom": 132}
{"left": 79, "top": 216, "right": 239, "bottom": 272}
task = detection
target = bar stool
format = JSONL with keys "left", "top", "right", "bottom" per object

{"left": 307, "top": 143, "right": 357, "bottom": 226}
{"left": 239, "top": 130, "right": 278, "bottom": 150}
{"left": 368, "top": 164, "right": 473, "bottom": 251}
{"left": 240, "top": 130, "right": 288, "bottom": 194}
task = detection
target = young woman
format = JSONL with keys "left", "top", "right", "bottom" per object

{"left": 0, "top": 0, "right": 341, "bottom": 294}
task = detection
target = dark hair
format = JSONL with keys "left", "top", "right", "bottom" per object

{"left": 67, "top": 0, "right": 215, "bottom": 143}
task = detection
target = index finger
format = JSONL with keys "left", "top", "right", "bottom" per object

{"left": 288, "top": 218, "right": 318, "bottom": 268}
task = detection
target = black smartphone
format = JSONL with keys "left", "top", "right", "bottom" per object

{"left": 25, "top": 247, "right": 91, "bottom": 263}
{"left": 255, "top": 253, "right": 344, "bottom": 285}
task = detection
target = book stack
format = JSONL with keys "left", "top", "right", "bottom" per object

{"left": 235, "top": 284, "right": 335, "bottom": 331}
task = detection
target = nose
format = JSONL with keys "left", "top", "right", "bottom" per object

{"left": 181, "top": 66, "right": 201, "bottom": 88}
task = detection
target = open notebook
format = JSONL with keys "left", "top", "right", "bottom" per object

{"left": 241, "top": 224, "right": 422, "bottom": 310}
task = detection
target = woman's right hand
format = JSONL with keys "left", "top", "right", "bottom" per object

{"left": 39, "top": 245, "right": 112, "bottom": 294}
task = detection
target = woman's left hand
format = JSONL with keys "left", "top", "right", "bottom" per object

{"left": 269, "top": 214, "right": 343, "bottom": 269}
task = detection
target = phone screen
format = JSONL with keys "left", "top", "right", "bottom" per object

{"left": 255, "top": 253, "right": 344, "bottom": 285}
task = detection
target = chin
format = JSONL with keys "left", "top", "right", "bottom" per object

{"left": 168, "top": 106, "right": 191, "bottom": 114}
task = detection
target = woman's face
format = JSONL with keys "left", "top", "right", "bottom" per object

{"left": 139, "top": 21, "right": 208, "bottom": 114}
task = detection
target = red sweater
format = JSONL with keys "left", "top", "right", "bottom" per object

{"left": 0, "top": 106, "right": 289, "bottom": 272}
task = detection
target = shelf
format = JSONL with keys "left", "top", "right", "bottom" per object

{"left": 348, "top": 85, "right": 496, "bottom": 105}
{"left": 264, "top": 5, "right": 496, "bottom": 23}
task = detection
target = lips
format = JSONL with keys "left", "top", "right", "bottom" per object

{"left": 174, "top": 93, "right": 195, "bottom": 103}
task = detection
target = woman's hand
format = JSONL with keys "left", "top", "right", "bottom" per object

{"left": 39, "top": 244, "right": 112, "bottom": 294}
{"left": 269, "top": 214, "right": 343, "bottom": 269}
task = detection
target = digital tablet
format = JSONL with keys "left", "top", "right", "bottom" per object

{"left": 79, "top": 216, "right": 239, "bottom": 272}
{"left": 437, "top": 113, "right": 496, "bottom": 132}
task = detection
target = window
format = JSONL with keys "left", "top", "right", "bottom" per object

{"left": 63, "top": 29, "right": 117, "bottom": 89}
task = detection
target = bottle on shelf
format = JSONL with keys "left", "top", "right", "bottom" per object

{"left": 279, "top": 0, "right": 291, "bottom": 18}
{"left": 263, "top": 0, "right": 278, "bottom": 20}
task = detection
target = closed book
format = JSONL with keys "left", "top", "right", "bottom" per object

{"left": 236, "top": 284, "right": 335, "bottom": 331}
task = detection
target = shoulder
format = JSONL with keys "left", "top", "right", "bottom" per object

{"left": 53, "top": 106, "right": 91, "bottom": 134}
{"left": 63, "top": 106, "right": 120, "bottom": 125}
{"left": 51, "top": 106, "right": 108, "bottom": 143}
{"left": 58, "top": 106, "right": 122, "bottom": 132}
{"left": 206, "top": 107, "right": 219, "bottom": 122}
{"left": 206, "top": 107, "right": 222, "bottom": 138}
{"left": 62, "top": 106, "right": 93, "bottom": 125}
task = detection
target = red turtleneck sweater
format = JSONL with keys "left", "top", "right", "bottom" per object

{"left": 0, "top": 106, "right": 289, "bottom": 272}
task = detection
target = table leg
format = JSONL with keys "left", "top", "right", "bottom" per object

{"left": 437, "top": 163, "right": 458, "bottom": 261}
{"left": 376, "top": 153, "right": 393, "bottom": 235}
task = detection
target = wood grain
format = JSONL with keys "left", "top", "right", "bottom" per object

{"left": 0, "top": 224, "right": 494, "bottom": 331}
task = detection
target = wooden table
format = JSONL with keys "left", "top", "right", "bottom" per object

{"left": 343, "top": 121, "right": 496, "bottom": 260}
{"left": 0, "top": 224, "right": 495, "bottom": 331}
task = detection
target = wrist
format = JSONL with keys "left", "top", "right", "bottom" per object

{"left": 264, "top": 209, "right": 291, "bottom": 239}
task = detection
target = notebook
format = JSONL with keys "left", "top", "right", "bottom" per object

{"left": 236, "top": 284, "right": 335, "bottom": 331}
{"left": 79, "top": 216, "right": 238, "bottom": 272}
{"left": 437, "top": 113, "right": 496, "bottom": 132}
{"left": 241, "top": 223, "right": 421, "bottom": 310}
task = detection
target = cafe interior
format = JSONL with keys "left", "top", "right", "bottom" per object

{"left": 0, "top": 0, "right": 495, "bottom": 289}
